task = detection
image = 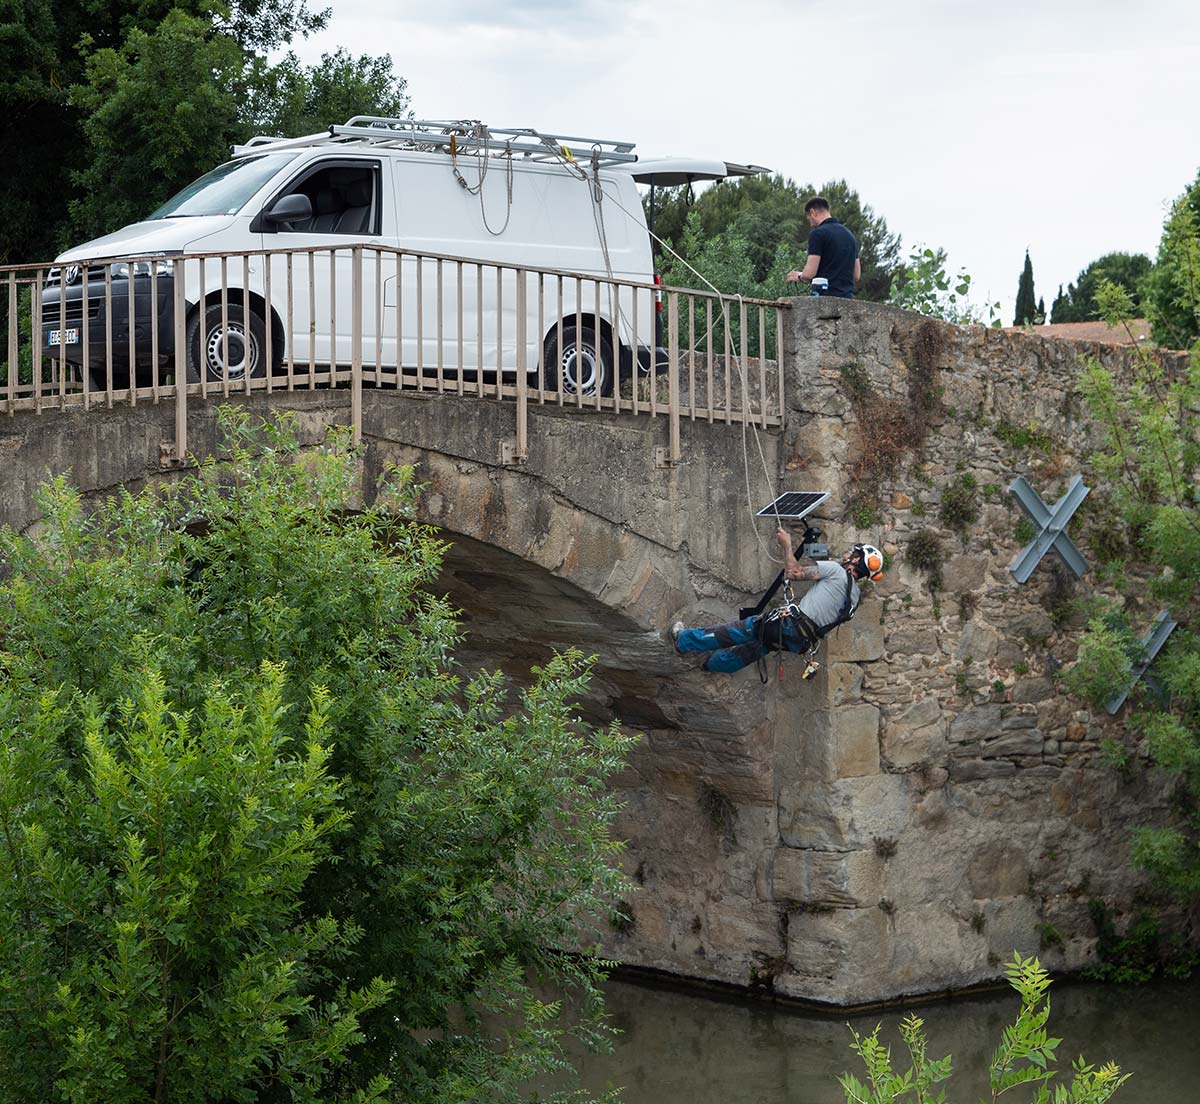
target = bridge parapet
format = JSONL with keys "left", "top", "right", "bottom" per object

{"left": 5, "top": 244, "right": 787, "bottom": 471}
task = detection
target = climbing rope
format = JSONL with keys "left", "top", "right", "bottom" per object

{"left": 596, "top": 187, "right": 788, "bottom": 564}
{"left": 449, "top": 130, "right": 515, "bottom": 237}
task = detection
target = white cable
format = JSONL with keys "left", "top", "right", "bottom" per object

{"left": 597, "top": 187, "right": 787, "bottom": 563}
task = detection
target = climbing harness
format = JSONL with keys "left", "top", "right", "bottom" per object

{"left": 749, "top": 568, "right": 858, "bottom": 685}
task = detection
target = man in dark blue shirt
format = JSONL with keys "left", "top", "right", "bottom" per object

{"left": 786, "top": 196, "right": 860, "bottom": 298}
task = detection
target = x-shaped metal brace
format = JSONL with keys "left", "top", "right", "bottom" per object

{"left": 1105, "top": 610, "right": 1179, "bottom": 715}
{"left": 1008, "top": 474, "right": 1090, "bottom": 584}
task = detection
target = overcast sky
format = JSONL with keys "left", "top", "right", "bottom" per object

{"left": 294, "top": 0, "right": 1200, "bottom": 318}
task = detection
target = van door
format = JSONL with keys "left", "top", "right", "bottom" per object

{"left": 257, "top": 158, "right": 390, "bottom": 374}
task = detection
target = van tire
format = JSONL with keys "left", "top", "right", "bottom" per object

{"left": 186, "top": 303, "right": 268, "bottom": 384}
{"left": 543, "top": 324, "right": 613, "bottom": 398}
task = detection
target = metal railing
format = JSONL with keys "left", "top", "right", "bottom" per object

{"left": 4, "top": 244, "right": 788, "bottom": 464}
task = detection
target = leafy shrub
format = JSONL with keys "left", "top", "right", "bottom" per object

{"left": 839, "top": 953, "right": 1130, "bottom": 1104}
{"left": 0, "top": 407, "right": 633, "bottom": 1101}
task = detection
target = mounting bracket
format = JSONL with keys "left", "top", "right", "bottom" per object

{"left": 1008, "top": 474, "right": 1089, "bottom": 584}
{"left": 1105, "top": 610, "right": 1179, "bottom": 714}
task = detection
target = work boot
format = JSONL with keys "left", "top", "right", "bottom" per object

{"left": 671, "top": 621, "right": 685, "bottom": 654}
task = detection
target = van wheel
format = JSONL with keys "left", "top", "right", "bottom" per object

{"left": 543, "top": 324, "right": 613, "bottom": 398}
{"left": 186, "top": 303, "right": 268, "bottom": 384}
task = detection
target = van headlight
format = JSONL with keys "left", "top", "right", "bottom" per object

{"left": 109, "top": 256, "right": 176, "bottom": 279}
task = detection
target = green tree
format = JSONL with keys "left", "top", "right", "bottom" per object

{"left": 1037, "top": 295, "right": 1046, "bottom": 322}
{"left": 242, "top": 48, "right": 409, "bottom": 139}
{"left": 1014, "top": 249, "right": 1038, "bottom": 325}
{"left": 0, "top": 408, "right": 633, "bottom": 1100}
{"left": 68, "top": 10, "right": 245, "bottom": 241}
{"left": 1066, "top": 276, "right": 1199, "bottom": 910}
{"left": 1051, "top": 253, "right": 1154, "bottom": 324}
{"left": 1143, "top": 168, "right": 1200, "bottom": 349}
{"left": 649, "top": 175, "right": 902, "bottom": 301}
{"left": 1050, "top": 283, "right": 1069, "bottom": 323}
{"left": 0, "top": 662, "right": 393, "bottom": 1103}
{"left": 0, "top": 0, "right": 406, "bottom": 259}
{"left": 839, "top": 953, "right": 1129, "bottom": 1104}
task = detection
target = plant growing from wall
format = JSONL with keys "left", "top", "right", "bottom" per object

{"left": 1066, "top": 276, "right": 1198, "bottom": 914}
{"left": 939, "top": 472, "right": 980, "bottom": 534}
{"left": 838, "top": 953, "right": 1129, "bottom": 1104}
{"left": 906, "top": 529, "right": 945, "bottom": 591}
{"left": 838, "top": 325, "right": 945, "bottom": 523}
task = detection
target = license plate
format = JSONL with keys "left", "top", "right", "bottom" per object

{"left": 49, "top": 328, "right": 80, "bottom": 346}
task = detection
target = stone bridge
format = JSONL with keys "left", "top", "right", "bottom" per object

{"left": 0, "top": 299, "right": 1173, "bottom": 1006}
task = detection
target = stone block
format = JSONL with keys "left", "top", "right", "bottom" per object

{"left": 981, "top": 729, "right": 1043, "bottom": 758}
{"left": 943, "top": 554, "right": 987, "bottom": 593}
{"left": 1001, "top": 712, "right": 1039, "bottom": 730}
{"left": 983, "top": 896, "right": 1040, "bottom": 961}
{"left": 915, "top": 788, "right": 948, "bottom": 826}
{"left": 1012, "top": 610, "right": 1053, "bottom": 644}
{"left": 957, "top": 621, "right": 999, "bottom": 663}
{"left": 948, "top": 703, "right": 1005, "bottom": 744}
{"left": 1011, "top": 677, "right": 1054, "bottom": 704}
{"left": 832, "top": 703, "right": 881, "bottom": 778}
{"left": 886, "top": 627, "right": 938, "bottom": 657}
{"left": 890, "top": 905, "right": 989, "bottom": 988}
{"left": 827, "top": 599, "right": 884, "bottom": 662}
{"left": 968, "top": 842, "right": 1030, "bottom": 898}
{"left": 772, "top": 847, "right": 883, "bottom": 908}
{"left": 829, "top": 663, "right": 864, "bottom": 705}
{"left": 786, "top": 905, "right": 892, "bottom": 985}
{"left": 779, "top": 775, "right": 913, "bottom": 850}
{"left": 951, "top": 758, "right": 1016, "bottom": 782}
{"left": 882, "top": 697, "right": 945, "bottom": 770}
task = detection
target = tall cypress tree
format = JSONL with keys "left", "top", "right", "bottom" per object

{"left": 1014, "top": 250, "right": 1038, "bottom": 325}
{"left": 1037, "top": 296, "right": 1046, "bottom": 322}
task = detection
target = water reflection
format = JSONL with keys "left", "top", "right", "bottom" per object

{"left": 566, "top": 975, "right": 1198, "bottom": 1103}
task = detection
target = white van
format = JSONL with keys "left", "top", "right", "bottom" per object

{"left": 41, "top": 119, "right": 665, "bottom": 397}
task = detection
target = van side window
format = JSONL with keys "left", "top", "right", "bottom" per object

{"left": 276, "top": 163, "right": 380, "bottom": 235}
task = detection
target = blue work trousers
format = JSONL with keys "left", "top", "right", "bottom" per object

{"left": 676, "top": 614, "right": 809, "bottom": 673}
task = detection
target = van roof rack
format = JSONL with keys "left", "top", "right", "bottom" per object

{"left": 233, "top": 117, "right": 639, "bottom": 167}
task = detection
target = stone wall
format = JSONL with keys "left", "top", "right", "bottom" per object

{"left": 725, "top": 298, "right": 1180, "bottom": 1004}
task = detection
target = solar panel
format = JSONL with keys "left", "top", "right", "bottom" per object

{"left": 755, "top": 491, "right": 829, "bottom": 520}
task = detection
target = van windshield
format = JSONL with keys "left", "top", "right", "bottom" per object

{"left": 148, "top": 153, "right": 299, "bottom": 219}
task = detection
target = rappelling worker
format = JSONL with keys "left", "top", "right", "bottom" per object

{"left": 671, "top": 528, "right": 884, "bottom": 675}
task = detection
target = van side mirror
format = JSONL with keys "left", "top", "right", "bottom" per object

{"left": 263, "top": 194, "right": 312, "bottom": 227}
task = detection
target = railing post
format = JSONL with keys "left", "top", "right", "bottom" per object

{"left": 170, "top": 260, "right": 188, "bottom": 465}
{"left": 351, "top": 246, "right": 363, "bottom": 447}
{"left": 667, "top": 291, "right": 681, "bottom": 463}
{"left": 514, "top": 267, "right": 528, "bottom": 461}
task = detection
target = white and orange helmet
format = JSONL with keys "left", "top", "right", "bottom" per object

{"left": 853, "top": 543, "right": 885, "bottom": 582}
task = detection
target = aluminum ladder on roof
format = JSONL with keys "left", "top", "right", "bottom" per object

{"left": 235, "top": 117, "right": 639, "bottom": 167}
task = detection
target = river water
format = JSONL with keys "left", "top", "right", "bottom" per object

{"left": 562, "top": 974, "right": 1199, "bottom": 1103}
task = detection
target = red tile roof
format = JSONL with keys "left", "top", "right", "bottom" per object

{"left": 1007, "top": 319, "right": 1152, "bottom": 345}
